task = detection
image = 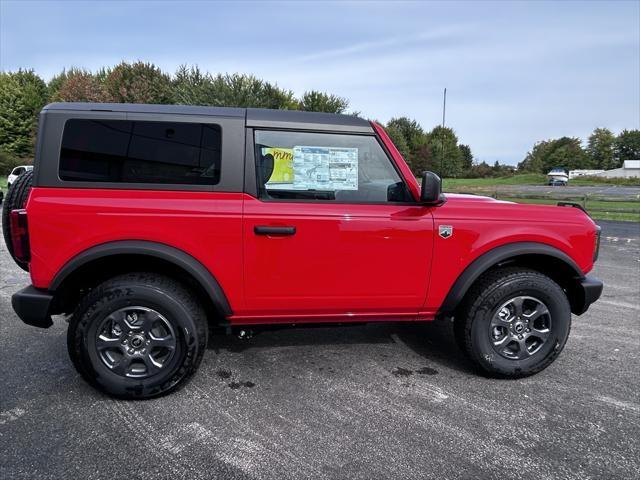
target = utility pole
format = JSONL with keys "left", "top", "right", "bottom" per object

{"left": 440, "top": 87, "right": 447, "bottom": 177}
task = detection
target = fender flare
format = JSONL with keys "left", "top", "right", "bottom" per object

{"left": 50, "top": 240, "right": 232, "bottom": 316}
{"left": 438, "top": 242, "right": 583, "bottom": 314}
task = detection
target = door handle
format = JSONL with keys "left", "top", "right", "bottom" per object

{"left": 254, "top": 226, "right": 296, "bottom": 236}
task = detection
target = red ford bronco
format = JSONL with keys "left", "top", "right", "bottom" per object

{"left": 4, "top": 103, "right": 603, "bottom": 399}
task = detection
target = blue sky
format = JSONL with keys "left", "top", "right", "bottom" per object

{"left": 1, "top": 0, "right": 638, "bottom": 165}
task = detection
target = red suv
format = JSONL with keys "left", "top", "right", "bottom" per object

{"left": 4, "top": 103, "right": 603, "bottom": 399}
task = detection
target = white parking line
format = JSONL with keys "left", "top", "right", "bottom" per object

{"left": 597, "top": 396, "right": 640, "bottom": 414}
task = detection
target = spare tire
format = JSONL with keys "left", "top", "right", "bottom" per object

{"left": 2, "top": 169, "right": 33, "bottom": 271}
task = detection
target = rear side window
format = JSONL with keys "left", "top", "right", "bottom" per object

{"left": 254, "top": 130, "right": 412, "bottom": 203}
{"left": 59, "top": 119, "right": 222, "bottom": 185}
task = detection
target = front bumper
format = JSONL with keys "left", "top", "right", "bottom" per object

{"left": 11, "top": 286, "right": 54, "bottom": 328}
{"left": 572, "top": 275, "right": 604, "bottom": 315}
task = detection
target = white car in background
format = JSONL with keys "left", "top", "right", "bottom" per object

{"left": 7, "top": 165, "right": 33, "bottom": 189}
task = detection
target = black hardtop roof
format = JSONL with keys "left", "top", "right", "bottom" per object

{"left": 42, "top": 103, "right": 373, "bottom": 132}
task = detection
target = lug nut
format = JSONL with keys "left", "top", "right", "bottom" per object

{"left": 128, "top": 349, "right": 134, "bottom": 354}
{"left": 518, "top": 335, "right": 523, "bottom": 339}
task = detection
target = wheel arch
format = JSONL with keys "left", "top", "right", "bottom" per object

{"left": 439, "top": 242, "right": 586, "bottom": 316}
{"left": 49, "top": 240, "right": 232, "bottom": 321}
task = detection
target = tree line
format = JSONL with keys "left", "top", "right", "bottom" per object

{"left": 0, "top": 63, "right": 351, "bottom": 171}
{"left": 1, "top": 62, "right": 638, "bottom": 177}
{"left": 517, "top": 129, "right": 640, "bottom": 174}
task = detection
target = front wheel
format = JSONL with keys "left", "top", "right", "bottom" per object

{"left": 68, "top": 273, "right": 208, "bottom": 399}
{"left": 454, "top": 267, "right": 571, "bottom": 378}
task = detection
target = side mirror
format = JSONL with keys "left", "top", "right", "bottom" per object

{"left": 420, "top": 171, "right": 445, "bottom": 205}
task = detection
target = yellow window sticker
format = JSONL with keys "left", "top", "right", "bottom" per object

{"left": 263, "top": 147, "right": 294, "bottom": 184}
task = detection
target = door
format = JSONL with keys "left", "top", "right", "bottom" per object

{"left": 240, "top": 129, "right": 434, "bottom": 320}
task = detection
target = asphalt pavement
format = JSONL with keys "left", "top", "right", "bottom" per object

{"left": 1, "top": 221, "right": 639, "bottom": 480}
{"left": 492, "top": 185, "right": 640, "bottom": 197}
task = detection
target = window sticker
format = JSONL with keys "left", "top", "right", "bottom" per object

{"left": 263, "top": 147, "right": 294, "bottom": 185}
{"left": 264, "top": 146, "right": 358, "bottom": 191}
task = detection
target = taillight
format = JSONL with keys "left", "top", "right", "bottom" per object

{"left": 10, "top": 209, "right": 30, "bottom": 262}
{"left": 594, "top": 225, "right": 601, "bottom": 262}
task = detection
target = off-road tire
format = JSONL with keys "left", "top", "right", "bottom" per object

{"left": 67, "top": 273, "right": 208, "bottom": 399}
{"left": 454, "top": 267, "right": 571, "bottom": 378}
{"left": 2, "top": 169, "right": 33, "bottom": 271}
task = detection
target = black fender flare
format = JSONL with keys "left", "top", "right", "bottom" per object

{"left": 50, "top": 240, "right": 232, "bottom": 316}
{"left": 438, "top": 242, "right": 583, "bottom": 315}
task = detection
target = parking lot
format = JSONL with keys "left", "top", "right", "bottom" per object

{"left": 1, "top": 220, "right": 638, "bottom": 480}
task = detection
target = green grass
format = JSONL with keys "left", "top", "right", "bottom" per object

{"left": 443, "top": 174, "right": 547, "bottom": 190}
{"left": 0, "top": 176, "right": 6, "bottom": 196}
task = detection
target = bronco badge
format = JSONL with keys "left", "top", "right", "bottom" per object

{"left": 439, "top": 225, "right": 453, "bottom": 239}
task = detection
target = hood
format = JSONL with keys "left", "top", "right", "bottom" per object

{"left": 439, "top": 193, "right": 596, "bottom": 226}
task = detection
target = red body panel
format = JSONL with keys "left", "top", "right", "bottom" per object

{"left": 23, "top": 122, "right": 598, "bottom": 325}
{"left": 26, "top": 188, "right": 245, "bottom": 310}
{"left": 425, "top": 194, "right": 597, "bottom": 313}
{"left": 239, "top": 196, "right": 435, "bottom": 322}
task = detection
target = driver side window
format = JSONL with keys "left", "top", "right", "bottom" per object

{"left": 254, "top": 130, "right": 412, "bottom": 203}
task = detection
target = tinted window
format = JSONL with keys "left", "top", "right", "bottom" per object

{"left": 254, "top": 130, "right": 412, "bottom": 203}
{"left": 60, "top": 119, "right": 221, "bottom": 185}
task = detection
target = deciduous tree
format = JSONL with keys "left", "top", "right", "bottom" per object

{"left": 614, "top": 129, "right": 640, "bottom": 166}
{"left": 425, "top": 126, "right": 464, "bottom": 177}
{"left": 104, "top": 62, "right": 173, "bottom": 104}
{"left": 53, "top": 69, "right": 110, "bottom": 102}
{"left": 0, "top": 70, "right": 47, "bottom": 157}
{"left": 586, "top": 128, "right": 615, "bottom": 169}
{"left": 299, "top": 91, "right": 349, "bottom": 113}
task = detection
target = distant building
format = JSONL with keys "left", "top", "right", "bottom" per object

{"left": 596, "top": 160, "right": 640, "bottom": 178}
{"left": 569, "top": 169, "right": 605, "bottom": 179}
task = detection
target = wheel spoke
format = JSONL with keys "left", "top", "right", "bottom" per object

{"left": 149, "top": 336, "right": 175, "bottom": 350}
{"left": 96, "top": 334, "right": 122, "bottom": 351}
{"left": 107, "top": 311, "right": 130, "bottom": 335}
{"left": 492, "top": 316, "right": 512, "bottom": 328}
{"left": 524, "top": 305, "right": 549, "bottom": 322}
{"left": 531, "top": 328, "right": 550, "bottom": 343}
{"left": 516, "top": 339, "right": 531, "bottom": 358}
{"left": 511, "top": 297, "right": 524, "bottom": 317}
{"left": 95, "top": 306, "right": 177, "bottom": 379}
{"left": 141, "top": 310, "right": 161, "bottom": 332}
{"left": 493, "top": 334, "right": 513, "bottom": 349}
{"left": 143, "top": 356, "right": 162, "bottom": 376}
{"left": 111, "top": 355, "right": 133, "bottom": 376}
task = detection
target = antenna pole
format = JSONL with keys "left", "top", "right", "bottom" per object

{"left": 440, "top": 88, "right": 447, "bottom": 176}
{"left": 442, "top": 87, "right": 447, "bottom": 127}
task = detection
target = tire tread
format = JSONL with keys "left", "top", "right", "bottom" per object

{"left": 2, "top": 169, "right": 33, "bottom": 270}
{"left": 67, "top": 272, "right": 208, "bottom": 399}
{"left": 454, "top": 267, "right": 571, "bottom": 378}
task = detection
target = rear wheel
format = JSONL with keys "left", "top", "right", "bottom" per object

{"left": 2, "top": 169, "right": 33, "bottom": 271}
{"left": 67, "top": 273, "right": 208, "bottom": 399}
{"left": 454, "top": 267, "right": 571, "bottom": 378}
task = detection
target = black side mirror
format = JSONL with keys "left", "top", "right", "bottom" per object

{"left": 420, "top": 171, "right": 445, "bottom": 205}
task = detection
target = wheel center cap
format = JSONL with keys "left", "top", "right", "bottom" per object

{"left": 130, "top": 335, "right": 145, "bottom": 349}
{"left": 513, "top": 322, "right": 525, "bottom": 334}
